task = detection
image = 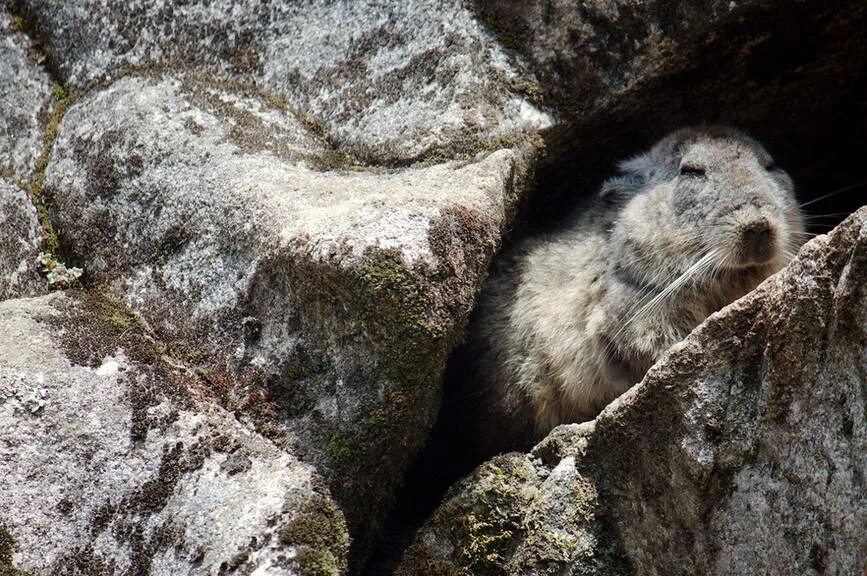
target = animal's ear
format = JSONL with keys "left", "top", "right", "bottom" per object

{"left": 599, "top": 170, "right": 645, "bottom": 202}
{"left": 599, "top": 150, "right": 660, "bottom": 202}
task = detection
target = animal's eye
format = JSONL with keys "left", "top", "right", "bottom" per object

{"left": 766, "top": 163, "right": 778, "bottom": 171}
{"left": 679, "top": 165, "right": 706, "bottom": 177}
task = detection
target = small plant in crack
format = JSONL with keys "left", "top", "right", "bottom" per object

{"left": 36, "top": 251, "right": 83, "bottom": 287}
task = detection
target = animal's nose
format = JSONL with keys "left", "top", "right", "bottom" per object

{"left": 740, "top": 218, "right": 775, "bottom": 264}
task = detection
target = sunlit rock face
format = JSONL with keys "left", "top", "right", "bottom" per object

{"left": 0, "top": 292, "right": 350, "bottom": 575}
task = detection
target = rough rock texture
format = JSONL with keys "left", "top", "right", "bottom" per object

{"left": 0, "top": 178, "right": 45, "bottom": 299}
{"left": 473, "top": 0, "right": 865, "bottom": 120}
{"left": 0, "top": 292, "right": 349, "bottom": 575}
{"left": 4, "top": 1, "right": 865, "bottom": 574}
{"left": 0, "top": 6, "right": 53, "bottom": 180}
{"left": 42, "top": 72, "right": 537, "bottom": 562}
{"left": 15, "top": 0, "right": 551, "bottom": 164}
{"left": 398, "top": 207, "right": 867, "bottom": 575}
{"left": 476, "top": 0, "right": 867, "bottom": 231}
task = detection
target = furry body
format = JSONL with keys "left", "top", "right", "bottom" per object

{"left": 473, "top": 127, "right": 805, "bottom": 449}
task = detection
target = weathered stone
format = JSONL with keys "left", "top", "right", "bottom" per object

{"left": 0, "top": 291, "right": 349, "bottom": 575}
{"left": 475, "top": 0, "right": 749, "bottom": 112}
{"left": 0, "top": 7, "right": 53, "bottom": 180}
{"left": 42, "top": 72, "right": 538, "bottom": 563}
{"left": 474, "top": 0, "right": 867, "bottom": 231}
{"left": 0, "top": 177, "right": 44, "bottom": 299}
{"left": 473, "top": 0, "right": 865, "bottom": 120}
{"left": 5, "top": 2, "right": 862, "bottom": 574}
{"left": 398, "top": 207, "right": 867, "bottom": 575}
{"left": 17, "top": 0, "right": 551, "bottom": 164}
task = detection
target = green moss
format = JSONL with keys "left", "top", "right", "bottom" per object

{"left": 279, "top": 496, "right": 350, "bottom": 576}
{"left": 300, "top": 240, "right": 491, "bottom": 563}
{"left": 265, "top": 93, "right": 289, "bottom": 111}
{"left": 399, "top": 458, "right": 537, "bottom": 576}
{"left": 455, "top": 511, "right": 513, "bottom": 574}
{"left": 278, "top": 497, "right": 349, "bottom": 552}
{"left": 323, "top": 431, "right": 354, "bottom": 468}
{"left": 351, "top": 247, "right": 453, "bottom": 366}
{"left": 291, "top": 546, "right": 341, "bottom": 576}
{"left": 101, "top": 310, "right": 133, "bottom": 329}
{"left": 51, "top": 83, "right": 67, "bottom": 101}
{"left": 29, "top": 81, "right": 72, "bottom": 259}
{"left": 410, "top": 500, "right": 519, "bottom": 576}
{"left": 297, "top": 113, "right": 329, "bottom": 142}
{"left": 48, "top": 288, "right": 159, "bottom": 368}
{"left": 303, "top": 248, "right": 445, "bottom": 560}
{"left": 7, "top": 3, "right": 77, "bottom": 263}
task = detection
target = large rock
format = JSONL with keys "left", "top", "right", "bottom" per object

{"left": 0, "top": 292, "right": 349, "bottom": 575}
{"left": 0, "top": 178, "right": 45, "bottom": 299}
{"left": 473, "top": 0, "right": 867, "bottom": 229}
{"left": 0, "top": 7, "right": 53, "bottom": 180}
{"left": 398, "top": 207, "right": 867, "bottom": 575}
{"left": 472, "top": 0, "right": 865, "bottom": 121}
{"left": 16, "top": 0, "right": 551, "bottom": 164}
{"left": 42, "top": 72, "right": 538, "bottom": 562}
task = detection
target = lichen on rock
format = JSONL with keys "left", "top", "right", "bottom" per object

{"left": 37, "top": 70, "right": 539, "bottom": 566}
{"left": 0, "top": 292, "right": 349, "bottom": 575}
{"left": 16, "top": 0, "right": 551, "bottom": 165}
{"left": 2, "top": 2, "right": 863, "bottom": 575}
{"left": 0, "top": 178, "right": 45, "bottom": 299}
{"left": 0, "top": 7, "right": 53, "bottom": 181}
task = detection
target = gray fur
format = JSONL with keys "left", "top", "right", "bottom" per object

{"left": 473, "top": 127, "right": 805, "bottom": 449}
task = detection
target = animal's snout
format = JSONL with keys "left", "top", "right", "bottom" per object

{"left": 739, "top": 218, "right": 776, "bottom": 264}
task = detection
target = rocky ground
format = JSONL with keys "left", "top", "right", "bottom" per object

{"left": 1, "top": 1, "right": 864, "bottom": 575}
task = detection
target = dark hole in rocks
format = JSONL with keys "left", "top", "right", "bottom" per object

{"left": 361, "top": 5, "right": 866, "bottom": 574}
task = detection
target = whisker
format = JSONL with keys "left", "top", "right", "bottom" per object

{"left": 602, "top": 243, "right": 735, "bottom": 365}
{"left": 802, "top": 212, "right": 852, "bottom": 219}
{"left": 602, "top": 267, "right": 672, "bottom": 361}
{"left": 799, "top": 179, "right": 867, "bottom": 208}
{"left": 623, "top": 249, "right": 720, "bottom": 333}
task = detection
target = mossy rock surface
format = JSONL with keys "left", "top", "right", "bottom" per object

{"left": 32, "top": 66, "right": 540, "bottom": 568}
{"left": 0, "top": 292, "right": 349, "bottom": 574}
{"left": 2, "top": 2, "right": 551, "bottom": 570}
